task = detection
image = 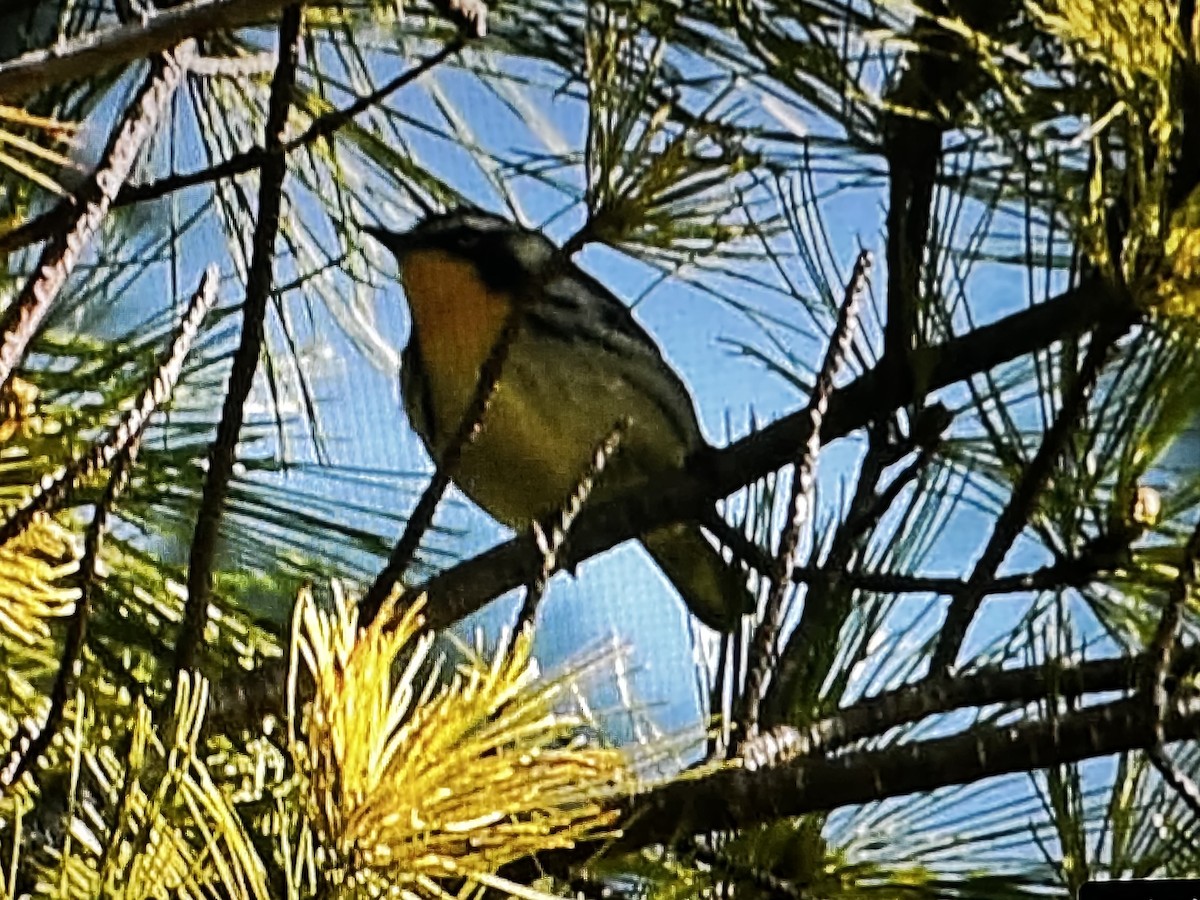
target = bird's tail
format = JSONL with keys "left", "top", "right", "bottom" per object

{"left": 643, "top": 523, "right": 756, "bottom": 633}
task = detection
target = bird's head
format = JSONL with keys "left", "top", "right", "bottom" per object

{"left": 362, "top": 209, "right": 558, "bottom": 291}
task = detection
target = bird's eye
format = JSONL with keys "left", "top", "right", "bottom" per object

{"left": 456, "top": 233, "right": 480, "bottom": 251}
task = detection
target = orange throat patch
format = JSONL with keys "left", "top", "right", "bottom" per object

{"left": 401, "top": 249, "right": 514, "bottom": 394}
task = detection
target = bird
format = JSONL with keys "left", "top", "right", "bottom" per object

{"left": 363, "top": 209, "right": 754, "bottom": 632}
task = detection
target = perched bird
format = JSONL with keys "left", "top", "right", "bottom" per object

{"left": 364, "top": 210, "right": 753, "bottom": 632}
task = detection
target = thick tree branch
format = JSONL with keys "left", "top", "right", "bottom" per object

{"left": 174, "top": 6, "right": 303, "bottom": 683}
{"left": 605, "top": 694, "right": 1200, "bottom": 856}
{"left": 0, "top": 46, "right": 192, "bottom": 388}
{"left": 404, "top": 275, "right": 1135, "bottom": 634}
{"left": 0, "top": 0, "right": 304, "bottom": 100}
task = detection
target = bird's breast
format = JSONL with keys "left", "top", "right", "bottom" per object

{"left": 401, "top": 248, "right": 513, "bottom": 394}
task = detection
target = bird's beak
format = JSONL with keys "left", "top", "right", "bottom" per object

{"left": 361, "top": 224, "right": 420, "bottom": 259}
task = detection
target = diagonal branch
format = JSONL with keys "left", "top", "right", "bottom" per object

{"left": 0, "top": 45, "right": 193, "bottom": 389}
{"left": 173, "top": 6, "right": 303, "bottom": 684}
{"left": 514, "top": 421, "right": 626, "bottom": 637}
{"left": 404, "top": 275, "right": 1135, "bottom": 634}
{"left": 0, "top": 0, "right": 300, "bottom": 100}
{"left": 359, "top": 315, "right": 520, "bottom": 627}
{"left": 737, "top": 250, "right": 869, "bottom": 741}
{"left": 0, "top": 267, "right": 219, "bottom": 548}
{"left": 930, "top": 321, "right": 1126, "bottom": 673}
{"left": 0, "top": 41, "right": 461, "bottom": 255}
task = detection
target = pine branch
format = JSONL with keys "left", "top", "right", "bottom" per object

{"left": 930, "top": 321, "right": 1125, "bottom": 673}
{"left": 0, "top": 45, "right": 192, "bottom": 389}
{"left": 0, "top": 267, "right": 218, "bottom": 548}
{"left": 174, "top": 6, "right": 303, "bottom": 684}
{"left": 402, "top": 274, "right": 1135, "bottom": 634}
{"left": 0, "top": 41, "right": 461, "bottom": 254}
{"left": 603, "top": 693, "right": 1200, "bottom": 858}
{"left": 737, "top": 250, "right": 869, "bottom": 741}
{"left": 0, "top": 0, "right": 299, "bottom": 100}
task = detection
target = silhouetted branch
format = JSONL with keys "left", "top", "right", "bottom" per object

{"left": 604, "top": 693, "right": 1200, "bottom": 856}
{"left": 0, "top": 0, "right": 297, "bottom": 100}
{"left": 174, "top": 6, "right": 303, "bottom": 684}
{"left": 930, "top": 322, "right": 1127, "bottom": 672}
{"left": 359, "top": 315, "right": 520, "bottom": 627}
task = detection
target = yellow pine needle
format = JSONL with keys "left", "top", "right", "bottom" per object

{"left": 0, "top": 516, "right": 78, "bottom": 644}
{"left": 0, "top": 105, "right": 77, "bottom": 139}
{"left": 290, "top": 584, "right": 640, "bottom": 897}
{"left": 0, "top": 103, "right": 78, "bottom": 196}
{"left": 0, "top": 128, "right": 76, "bottom": 170}
{"left": 27, "top": 680, "right": 269, "bottom": 900}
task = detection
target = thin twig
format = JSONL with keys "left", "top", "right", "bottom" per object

{"left": 0, "top": 267, "right": 218, "bottom": 549}
{"left": 359, "top": 315, "right": 521, "bottom": 627}
{"left": 0, "top": 41, "right": 461, "bottom": 255}
{"left": 759, "top": 411, "right": 949, "bottom": 727}
{"left": 736, "top": 250, "right": 870, "bottom": 742}
{"left": 930, "top": 321, "right": 1125, "bottom": 673}
{"left": 747, "top": 643, "right": 1200, "bottom": 767}
{"left": 189, "top": 51, "right": 276, "bottom": 79}
{"left": 0, "top": 45, "right": 193, "bottom": 389}
{"left": 173, "top": 6, "right": 303, "bottom": 685}
{"left": 1144, "top": 516, "right": 1200, "bottom": 817}
{"left": 0, "top": 439, "right": 142, "bottom": 792}
{"left": 706, "top": 514, "right": 1106, "bottom": 601}
{"left": 513, "top": 422, "right": 626, "bottom": 637}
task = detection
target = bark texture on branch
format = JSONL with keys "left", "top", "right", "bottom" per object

{"left": 0, "top": 0, "right": 296, "bottom": 100}
{"left": 608, "top": 694, "right": 1200, "bottom": 855}
{"left": 0, "top": 46, "right": 192, "bottom": 389}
